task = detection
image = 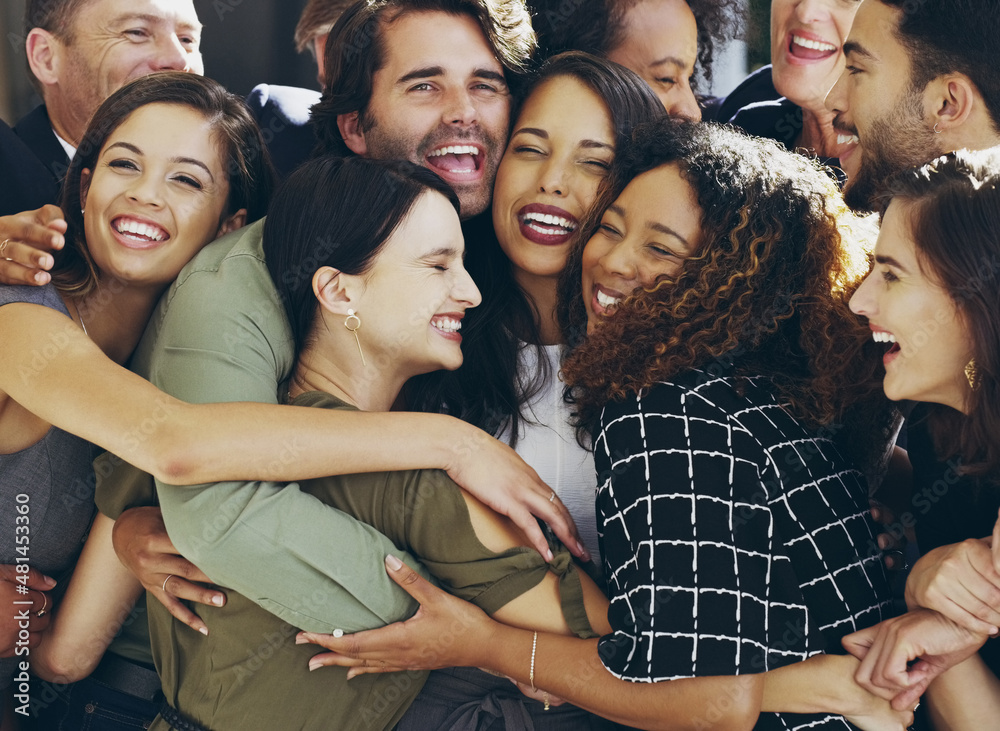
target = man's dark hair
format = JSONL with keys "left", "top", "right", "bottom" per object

{"left": 311, "top": 0, "right": 536, "bottom": 156}
{"left": 531, "top": 0, "right": 743, "bottom": 86}
{"left": 882, "top": 0, "right": 1000, "bottom": 131}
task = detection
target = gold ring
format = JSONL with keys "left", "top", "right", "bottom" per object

{"left": 35, "top": 591, "right": 49, "bottom": 618}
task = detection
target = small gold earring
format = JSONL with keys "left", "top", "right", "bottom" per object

{"left": 344, "top": 309, "right": 366, "bottom": 366}
{"left": 965, "top": 359, "right": 979, "bottom": 390}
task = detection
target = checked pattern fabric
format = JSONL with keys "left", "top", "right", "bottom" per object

{"left": 594, "top": 370, "right": 893, "bottom": 730}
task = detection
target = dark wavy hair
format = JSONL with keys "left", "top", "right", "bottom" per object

{"left": 406, "top": 51, "right": 665, "bottom": 444}
{"left": 54, "top": 72, "right": 275, "bottom": 299}
{"left": 531, "top": 0, "right": 743, "bottom": 86}
{"left": 882, "top": 0, "right": 1000, "bottom": 132}
{"left": 312, "top": 0, "right": 536, "bottom": 157}
{"left": 881, "top": 149, "right": 1000, "bottom": 477}
{"left": 263, "top": 156, "right": 459, "bottom": 353}
{"left": 560, "top": 120, "right": 889, "bottom": 454}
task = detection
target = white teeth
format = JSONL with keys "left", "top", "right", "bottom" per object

{"left": 522, "top": 212, "right": 576, "bottom": 231}
{"left": 428, "top": 145, "right": 480, "bottom": 157}
{"left": 115, "top": 219, "right": 166, "bottom": 241}
{"left": 837, "top": 133, "right": 860, "bottom": 145}
{"left": 433, "top": 318, "right": 462, "bottom": 333}
{"left": 792, "top": 35, "right": 836, "bottom": 53}
{"left": 872, "top": 331, "right": 897, "bottom": 344}
{"left": 596, "top": 290, "right": 621, "bottom": 308}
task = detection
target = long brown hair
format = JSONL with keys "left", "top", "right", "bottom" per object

{"left": 561, "top": 120, "right": 887, "bottom": 445}
{"left": 883, "top": 149, "right": 1000, "bottom": 478}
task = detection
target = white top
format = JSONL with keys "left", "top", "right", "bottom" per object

{"left": 499, "top": 344, "right": 601, "bottom": 565}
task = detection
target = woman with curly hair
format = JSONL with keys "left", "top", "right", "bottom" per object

{"left": 299, "top": 120, "right": 911, "bottom": 730}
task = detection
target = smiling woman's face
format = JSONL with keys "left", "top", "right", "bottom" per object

{"left": 769, "top": 0, "right": 861, "bottom": 112}
{"left": 492, "top": 74, "right": 615, "bottom": 287}
{"left": 849, "top": 199, "right": 972, "bottom": 411}
{"left": 581, "top": 163, "right": 702, "bottom": 332}
{"left": 81, "top": 102, "right": 240, "bottom": 289}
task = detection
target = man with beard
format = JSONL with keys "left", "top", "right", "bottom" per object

{"left": 825, "top": 0, "right": 1000, "bottom": 723}
{"left": 826, "top": 0, "right": 1000, "bottom": 213}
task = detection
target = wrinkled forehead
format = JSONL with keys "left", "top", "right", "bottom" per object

{"left": 68, "top": 0, "right": 202, "bottom": 36}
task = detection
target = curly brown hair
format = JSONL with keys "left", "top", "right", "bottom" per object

{"left": 560, "top": 120, "right": 889, "bottom": 447}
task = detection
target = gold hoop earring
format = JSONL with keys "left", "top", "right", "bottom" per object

{"left": 965, "top": 359, "right": 979, "bottom": 390}
{"left": 344, "top": 309, "right": 366, "bottom": 366}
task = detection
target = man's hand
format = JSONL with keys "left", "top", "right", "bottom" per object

{"left": 0, "top": 564, "right": 55, "bottom": 657}
{"left": 112, "top": 506, "right": 226, "bottom": 635}
{"left": 0, "top": 205, "right": 67, "bottom": 286}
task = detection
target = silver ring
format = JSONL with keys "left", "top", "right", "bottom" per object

{"left": 548, "top": 491, "right": 557, "bottom": 503}
{"left": 162, "top": 574, "right": 175, "bottom": 593}
{"left": 0, "top": 239, "right": 9, "bottom": 258}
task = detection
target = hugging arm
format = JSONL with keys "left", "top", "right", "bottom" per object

{"left": 303, "top": 384, "right": 910, "bottom": 730}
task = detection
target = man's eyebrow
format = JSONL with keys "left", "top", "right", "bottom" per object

{"left": 472, "top": 69, "right": 506, "bottom": 85}
{"left": 398, "top": 66, "right": 443, "bottom": 84}
{"left": 397, "top": 67, "right": 506, "bottom": 86}
{"left": 843, "top": 40, "right": 875, "bottom": 61}
{"left": 104, "top": 142, "right": 215, "bottom": 182}
{"left": 110, "top": 13, "right": 203, "bottom": 33}
{"left": 875, "top": 253, "right": 907, "bottom": 272}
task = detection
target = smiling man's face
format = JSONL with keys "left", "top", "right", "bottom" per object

{"left": 347, "top": 10, "right": 511, "bottom": 218}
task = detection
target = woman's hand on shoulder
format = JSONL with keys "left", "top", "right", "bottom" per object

{"left": 443, "top": 425, "right": 588, "bottom": 562}
{"left": 297, "top": 554, "right": 496, "bottom": 675}
{"left": 0, "top": 206, "right": 67, "bottom": 286}
{"left": 112, "top": 506, "right": 226, "bottom": 635}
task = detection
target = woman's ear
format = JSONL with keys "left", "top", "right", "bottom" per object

{"left": 79, "top": 168, "right": 92, "bottom": 212}
{"left": 312, "top": 266, "right": 356, "bottom": 315}
{"left": 216, "top": 208, "right": 247, "bottom": 238}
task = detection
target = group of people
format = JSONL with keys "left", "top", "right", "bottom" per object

{"left": 2, "top": 0, "right": 1000, "bottom": 730}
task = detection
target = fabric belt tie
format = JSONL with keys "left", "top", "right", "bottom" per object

{"left": 439, "top": 690, "right": 536, "bottom": 731}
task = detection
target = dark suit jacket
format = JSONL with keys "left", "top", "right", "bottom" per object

{"left": 0, "top": 105, "right": 69, "bottom": 216}
{"left": 245, "top": 84, "right": 322, "bottom": 180}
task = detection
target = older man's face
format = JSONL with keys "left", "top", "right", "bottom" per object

{"left": 56, "top": 0, "right": 204, "bottom": 142}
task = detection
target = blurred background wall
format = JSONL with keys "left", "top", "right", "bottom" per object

{"left": 1, "top": 0, "right": 765, "bottom": 127}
